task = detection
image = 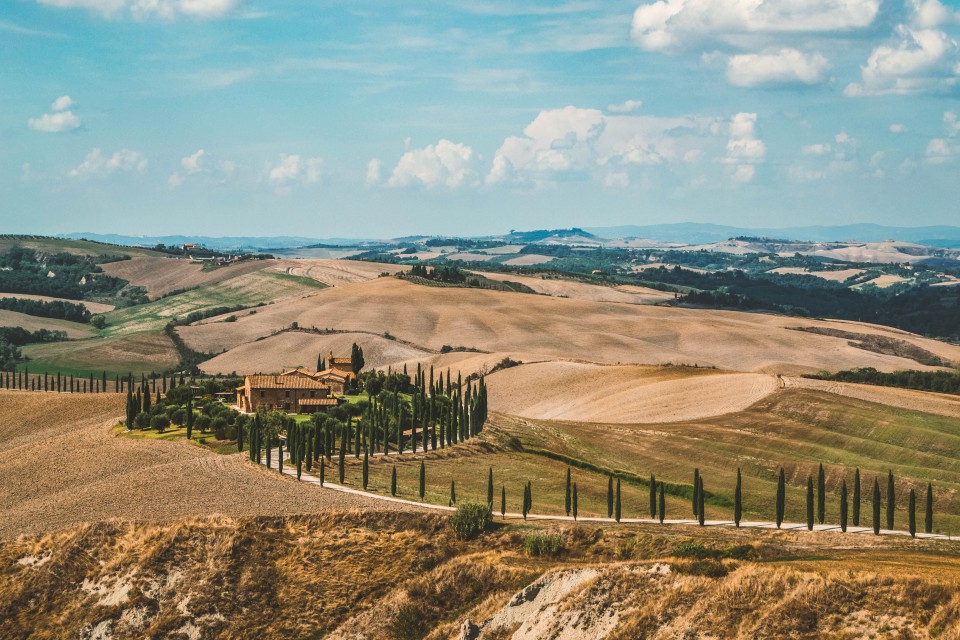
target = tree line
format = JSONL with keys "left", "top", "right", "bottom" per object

{"left": 0, "top": 297, "right": 92, "bottom": 323}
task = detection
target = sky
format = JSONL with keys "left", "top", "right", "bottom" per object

{"left": 1, "top": 0, "right": 959, "bottom": 238}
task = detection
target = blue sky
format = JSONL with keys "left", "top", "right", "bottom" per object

{"left": 2, "top": 0, "right": 959, "bottom": 238}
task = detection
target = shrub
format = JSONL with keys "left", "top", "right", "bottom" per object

{"left": 150, "top": 414, "right": 170, "bottom": 433}
{"left": 523, "top": 533, "right": 562, "bottom": 557}
{"left": 448, "top": 501, "right": 492, "bottom": 540}
{"left": 134, "top": 412, "right": 151, "bottom": 429}
{"left": 90, "top": 314, "right": 106, "bottom": 329}
{"left": 675, "top": 558, "right": 729, "bottom": 578}
{"left": 224, "top": 315, "right": 237, "bottom": 322}
{"left": 391, "top": 603, "right": 427, "bottom": 640}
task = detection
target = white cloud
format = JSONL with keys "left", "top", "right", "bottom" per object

{"left": 387, "top": 140, "right": 476, "bottom": 189}
{"left": 802, "top": 143, "right": 832, "bottom": 156}
{"left": 732, "top": 164, "right": 756, "bottom": 183}
{"left": 726, "top": 49, "right": 830, "bottom": 87}
{"left": 167, "top": 172, "right": 184, "bottom": 188}
{"left": 630, "top": 0, "right": 880, "bottom": 53}
{"left": 267, "top": 154, "right": 323, "bottom": 186}
{"left": 365, "top": 158, "right": 382, "bottom": 186}
{"left": 181, "top": 149, "right": 205, "bottom": 174}
{"left": 946, "top": 111, "right": 960, "bottom": 136}
{"left": 604, "top": 172, "right": 630, "bottom": 188}
{"left": 607, "top": 99, "right": 643, "bottom": 113}
{"left": 69, "top": 148, "right": 147, "bottom": 178}
{"left": 926, "top": 137, "right": 957, "bottom": 163}
{"left": 28, "top": 95, "right": 81, "bottom": 133}
{"left": 889, "top": 123, "right": 908, "bottom": 133}
{"left": 724, "top": 112, "right": 765, "bottom": 183}
{"left": 37, "top": 0, "right": 239, "bottom": 20}
{"left": 834, "top": 131, "right": 853, "bottom": 144}
{"left": 50, "top": 95, "right": 73, "bottom": 111}
{"left": 844, "top": 25, "right": 959, "bottom": 96}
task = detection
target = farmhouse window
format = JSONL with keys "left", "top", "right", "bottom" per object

{"left": 260, "top": 390, "right": 264, "bottom": 398}
{"left": 285, "top": 391, "right": 290, "bottom": 398}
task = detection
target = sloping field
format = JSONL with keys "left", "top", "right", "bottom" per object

{"left": 199, "top": 331, "right": 430, "bottom": 374}
{"left": 475, "top": 272, "right": 675, "bottom": 304}
{"left": 0, "top": 391, "right": 417, "bottom": 540}
{"left": 485, "top": 362, "right": 778, "bottom": 423}
{"left": 0, "top": 310, "right": 94, "bottom": 339}
{"left": 100, "top": 256, "right": 282, "bottom": 298}
{"left": 502, "top": 254, "right": 555, "bottom": 266}
{"left": 104, "top": 269, "right": 326, "bottom": 336}
{"left": 0, "top": 293, "right": 114, "bottom": 313}
{"left": 854, "top": 274, "right": 911, "bottom": 289}
{"left": 281, "top": 259, "right": 404, "bottom": 286}
{"left": 0, "top": 236, "right": 160, "bottom": 258}
{"left": 21, "top": 331, "right": 179, "bottom": 375}
{"left": 785, "top": 376, "right": 960, "bottom": 418}
{"left": 178, "top": 277, "right": 960, "bottom": 375}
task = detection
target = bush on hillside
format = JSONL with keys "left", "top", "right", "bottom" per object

{"left": 448, "top": 501, "right": 492, "bottom": 540}
{"left": 523, "top": 533, "right": 562, "bottom": 557}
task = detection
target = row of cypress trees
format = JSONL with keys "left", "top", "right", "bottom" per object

{"left": 1, "top": 368, "right": 196, "bottom": 394}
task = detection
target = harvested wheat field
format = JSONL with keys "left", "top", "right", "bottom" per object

{"left": 21, "top": 330, "right": 179, "bottom": 375}
{"left": 785, "top": 376, "right": 960, "bottom": 418}
{"left": 0, "top": 391, "right": 419, "bottom": 540}
{"left": 475, "top": 271, "right": 675, "bottom": 304}
{"left": 501, "top": 253, "right": 555, "bottom": 266}
{"left": 100, "top": 256, "right": 283, "bottom": 298}
{"left": 767, "top": 267, "right": 866, "bottom": 282}
{"left": 0, "top": 310, "right": 95, "bottom": 339}
{"left": 485, "top": 362, "right": 779, "bottom": 423}
{"left": 199, "top": 330, "right": 430, "bottom": 374}
{"left": 178, "top": 277, "right": 960, "bottom": 375}
{"left": 280, "top": 258, "right": 405, "bottom": 286}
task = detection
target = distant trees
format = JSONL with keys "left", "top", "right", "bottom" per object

{"left": 351, "top": 343, "right": 365, "bottom": 375}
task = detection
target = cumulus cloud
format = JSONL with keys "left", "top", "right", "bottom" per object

{"left": 926, "top": 137, "right": 957, "bottom": 162}
{"left": 267, "top": 154, "right": 322, "bottom": 186}
{"left": 486, "top": 105, "right": 756, "bottom": 187}
{"left": 69, "top": 148, "right": 147, "bottom": 178}
{"left": 365, "top": 158, "right": 382, "bottom": 186}
{"left": 37, "top": 0, "right": 239, "bottom": 20}
{"left": 28, "top": 95, "right": 81, "bottom": 133}
{"left": 630, "top": 0, "right": 880, "bottom": 53}
{"left": 946, "top": 111, "right": 960, "bottom": 136}
{"left": 845, "top": 4, "right": 960, "bottom": 98}
{"left": 386, "top": 140, "right": 476, "bottom": 189}
{"left": 890, "top": 123, "right": 908, "bottom": 133}
{"left": 607, "top": 99, "right": 643, "bottom": 113}
{"left": 181, "top": 148, "right": 205, "bottom": 173}
{"left": 802, "top": 143, "right": 832, "bottom": 156}
{"left": 726, "top": 48, "right": 830, "bottom": 87}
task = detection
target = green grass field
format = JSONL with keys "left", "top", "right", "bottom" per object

{"left": 21, "top": 330, "right": 179, "bottom": 377}
{"left": 113, "top": 423, "right": 238, "bottom": 455}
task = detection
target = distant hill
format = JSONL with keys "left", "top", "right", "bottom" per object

{"left": 584, "top": 223, "right": 960, "bottom": 247}
{"left": 59, "top": 233, "right": 369, "bottom": 251}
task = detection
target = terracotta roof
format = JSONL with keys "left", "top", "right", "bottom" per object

{"left": 298, "top": 398, "right": 340, "bottom": 406}
{"left": 279, "top": 369, "right": 315, "bottom": 377}
{"left": 316, "top": 368, "right": 350, "bottom": 381}
{"left": 245, "top": 375, "right": 330, "bottom": 390}
{"left": 329, "top": 357, "right": 352, "bottom": 365}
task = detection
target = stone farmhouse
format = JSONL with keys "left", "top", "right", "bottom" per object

{"left": 235, "top": 352, "right": 359, "bottom": 414}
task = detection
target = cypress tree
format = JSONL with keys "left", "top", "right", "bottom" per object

{"left": 776, "top": 468, "right": 785, "bottom": 529}
{"left": 363, "top": 449, "right": 369, "bottom": 490}
{"left": 338, "top": 428, "right": 346, "bottom": 484}
{"left": 872, "top": 479, "right": 881, "bottom": 535}
{"left": 886, "top": 470, "right": 895, "bottom": 531}
{"left": 650, "top": 473, "right": 657, "bottom": 519}
{"left": 615, "top": 478, "right": 622, "bottom": 523}
{"left": 278, "top": 442, "right": 283, "bottom": 474}
{"left": 697, "top": 477, "right": 705, "bottom": 526}
{"left": 237, "top": 418, "right": 244, "bottom": 452}
{"left": 840, "top": 480, "right": 848, "bottom": 533}
{"left": 806, "top": 476, "right": 814, "bottom": 531}
{"left": 526, "top": 480, "right": 532, "bottom": 513}
{"left": 186, "top": 394, "right": 194, "bottom": 439}
{"left": 925, "top": 483, "right": 934, "bottom": 534}
{"left": 419, "top": 460, "right": 425, "bottom": 499}
{"left": 487, "top": 467, "right": 494, "bottom": 509}
{"left": 391, "top": 466, "right": 398, "bottom": 496}
{"left": 607, "top": 475, "right": 614, "bottom": 518}
{"left": 734, "top": 468, "right": 742, "bottom": 528}
{"left": 266, "top": 432, "right": 272, "bottom": 469}
{"left": 296, "top": 446, "right": 303, "bottom": 480}
{"left": 501, "top": 485, "right": 506, "bottom": 519}
{"left": 522, "top": 483, "right": 529, "bottom": 521}
{"left": 693, "top": 468, "right": 700, "bottom": 517}
{"left": 319, "top": 458, "right": 325, "bottom": 486}
{"left": 449, "top": 479, "right": 456, "bottom": 505}
{"left": 565, "top": 467, "right": 572, "bottom": 516}
{"left": 853, "top": 468, "right": 861, "bottom": 527}
{"left": 658, "top": 482, "right": 665, "bottom": 525}
{"left": 909, "top": 489, "right": 917, "bottom": 538}
{"left": 817, "top": 463, "right": 825, "bottom": 525}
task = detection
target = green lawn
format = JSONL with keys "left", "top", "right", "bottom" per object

{"left": 113, "top": 423, "right": 239, "bottom": 455}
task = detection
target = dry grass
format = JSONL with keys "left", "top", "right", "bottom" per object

{"left": 100, "top": 257, "right": 284, "bottom": 299}
{"left": 0, "top": 309, "right": 95, "bottom": 339}
{"left": 0, "top": 293, "right": 115, "bottom": 313}
{"left": 20, "top": 330, "right": 179, "bottom": 376}
{"left": 475, "top": 271, "right": 675, "bottom": 304}
{"left": 786, "top": 376, "right": 960, "bottom": 419}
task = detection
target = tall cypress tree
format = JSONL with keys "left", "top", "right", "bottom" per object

{"left": 419, "top": 460, "right": 425, "bottom": 500}
{"left": 319, "top": 457, "right": 325, "bottom": 486}
{"left": 817, "top": 463, "right": 826, "bottom": 525}
{"left": 693, "top": 468, "right": 700, "bottom": 517}
{"left": 925, "top": 483, "right": 934, "bottom": 534}
{"left": 572, "top": 483, "right": 578, "bottom": 521}
{"left": 338, "top": 424, "right": 346, "bottom": 483}
{"left": 853, "top": 468, "right": 861, "bottom": 527}
{"left": 526, "top": 480, "right": 532, "bottom": 513}
{"left": 363, "top": 448, "right": 369, "bottom": 490}
{"left": 278, "top": 443, "right": 283, "bottom": 474}
{"left": 840, "top": 480, "right": 848, "bottom": 533}
{"left": 615, "top": 478, "right": 622, "bottom": 523}
{"left": 886, "top": 470, "right": 895, "bottom": 531}
{"left": 501, "top": 485, "right": 506, "bottom": 519}
{"left": 806, "top": 476, "right": 814, "bottom": 531}
{"left": 237, "top": 417, "right": 244, "bottom": 453}
{"left": 607, "top": 475, "right": 614, "bottom": 518}
{"left": 449, "top": 479, "right": 455, "bottom": 505}
{"left": 872, "top": 479, "right": 881, "bottom": 535}
{"left": 658, "top": 483, "right": 666, "bottom": 525}
{"left": 776, "top": 468, "right": 785, "bottom": 529}
{"left": 522, "top": 483, "right": 529, "bottom": 521}
{"left": 487, "top": 467, "right": 494, "bottom": 509}
{"left": 565, "top": 467, "right": 572, "bottom": 516}
{"left": 734, "top": 468, "right": 742, "bottom": 528}
{"left": 391, "top": 466, "right": 398, "bottom": 496}
{"left": 909, "top": 489, "right": 917, "bottom": 538}
{"left": 697, "top": 477, "right": 705, "bottom": 526}
{"left": 650, "top": 473, "right": 657, "bottom": 519}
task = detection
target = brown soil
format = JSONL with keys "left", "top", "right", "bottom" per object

{"left": 792, "top": 326, "right": 954, "bottom": 367}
